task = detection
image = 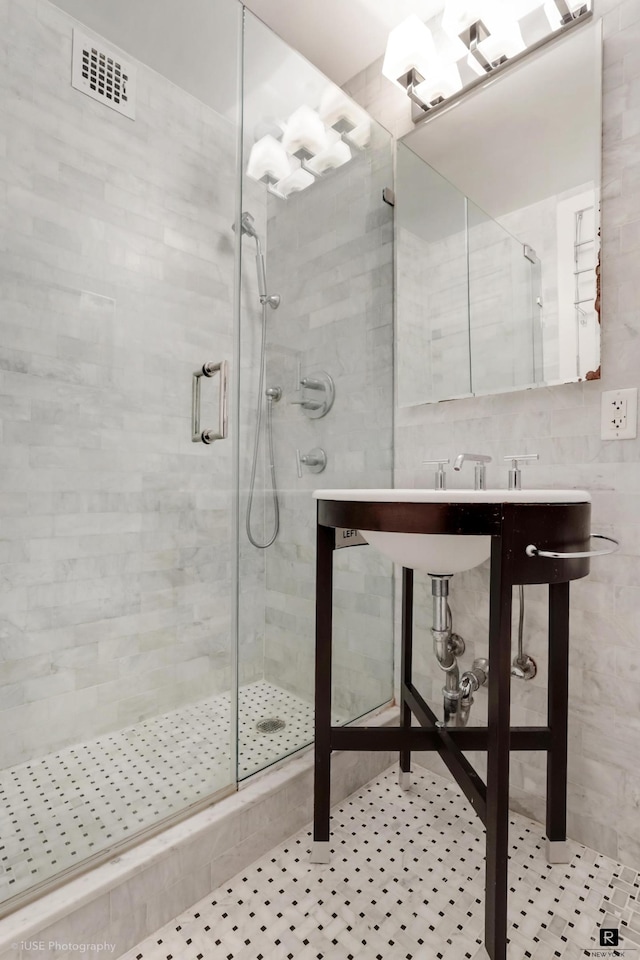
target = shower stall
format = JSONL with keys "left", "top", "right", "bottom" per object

{"left": 0, "top": 0, "right": 394, "bottom": 916}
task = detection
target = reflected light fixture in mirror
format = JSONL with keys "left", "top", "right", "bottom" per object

{"left": 382, "top": 0, "right": 592, "bottom": 119}
{"left": 245, "top": 87, "right": 371, "bottom": 200}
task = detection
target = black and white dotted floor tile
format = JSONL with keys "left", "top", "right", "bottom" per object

{"left": 119, "top": 767, "right": 640, "bottom": 960}
{"left": 0, "top": 681, "right": 329, "bottom": 904}
{"left": 237, "top": 682, "right": 343, "bottom": 778}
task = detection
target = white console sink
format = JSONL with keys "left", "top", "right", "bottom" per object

{"left": 313, "top": 489, "right": 591, "bottom": 574}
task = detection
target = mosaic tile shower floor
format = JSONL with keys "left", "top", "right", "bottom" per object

{"left": 0, "top": 681, "right": 324, "bottom": 904}
{"left": 121, "top": 766, "right": 640, "bottom": 960}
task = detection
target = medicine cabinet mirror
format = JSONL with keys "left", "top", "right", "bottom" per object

{"left": 396, "top": 20, "right": 602, "bottom": 406}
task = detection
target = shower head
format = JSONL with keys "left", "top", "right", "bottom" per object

{"left": 233, "top": 211, "right": 259, "bottom": 240}
{"left": 233, "top": 210, "right": 279, "bottom": 309}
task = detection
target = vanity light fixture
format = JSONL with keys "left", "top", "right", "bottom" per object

{"left": 270, "top": 160, "right": 315, "bottom": 200}
{"left": 281, "top": 105, "right": 327, "bottom": 159}
{"left": 305, "top": 129, "right": 352, "bottom": 176}
{"left": 319, "top": 86, "right": 369, "bottom": 135}
{"left": 246, "top": 134, "right": 291, "bottom": 186}
{"left": 441, "top": 1, "right": 527, "bottom": 72}
{"left": 382, "top": 0, "right": 592, "bottom": 122}
{"left": 381, "top": 14, "right": 438, "bottom": 92}
{"left": 246, "top": 87, "right": 371, "bottom": 200}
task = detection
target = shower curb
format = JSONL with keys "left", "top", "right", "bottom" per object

{"left": 0, "top": 706, "right": 398, "bottom": 960}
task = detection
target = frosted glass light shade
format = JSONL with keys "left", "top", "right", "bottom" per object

{"left": 344, "top": 120, "right": 371, "bottom": 149}
{"left": 319, "top": 85, "right": 368, "bottom": 131}
{"left": 477, "top": 21, "right": 526, "bottom": 60}
{"left": 442, "top": 0, "right": 514, "bottom": 38}
{"left": 273, "top": 167, "right": 315, "bottom": 198}
{"left": 246, "top": 135, "right": 291, "bottom": 184}
{"left": 414, "top": 61, "right": 463, "bottom": 105}
{"left": 438, "top": 32, "right": 471, "bottom": 63}
{"left": 305, "top": 130, "right": 352, "bottom": 175}
{"left": 382, "top": 15, "right": 437, "bottom": 87}
{"left": 504, "top": 0, "right": 546, "bottom": 15}
{"left": 282, "top": 105, "right": 327, "bottom": 157}
{"left": 543, "top": 0, "right": 563, "bottom": 27}
{"left": 443, "top": 0, "right": 492, "bottom": 36}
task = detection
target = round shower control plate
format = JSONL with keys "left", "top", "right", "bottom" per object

{"left": 298, "top": 371, "right": 335, "bottom": 419}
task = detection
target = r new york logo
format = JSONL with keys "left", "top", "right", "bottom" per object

{"left": 601, "top": 931, "right": 620, "bottom": 947}
{"left": 584, "top": 927, "right": 638, "bottom": 957}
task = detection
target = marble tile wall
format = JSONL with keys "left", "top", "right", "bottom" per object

{"left": 0, "top": 0, "right": 242, "bottom": 768}
{"left": 397, "top": 225, "right": 470, "bottom": 404}
{"left": 345, "top": 0, "right": 640, "bottom": 866}
{"left": 258, "top": 128, "right": 397, "bottom": 720}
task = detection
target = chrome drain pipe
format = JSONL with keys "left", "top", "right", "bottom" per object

{"left": 459, "top": 658, "right": 489, "bottom": 724}
{"left": 431, "top": 576, "right": 462, "bottom": 726}
{"left": 430, "top": 576, "right": 488, "bottom": 727}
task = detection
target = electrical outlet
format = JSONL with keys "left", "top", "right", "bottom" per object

{"left": 601, "top": 388, "right": 638, "bottom": 440}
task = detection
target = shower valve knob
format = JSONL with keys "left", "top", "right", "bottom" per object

{"left": 296, "top": 447, "right": 327, "bottom": 478}
{"left": 290, "top": 371, "right": 335, "bottom": 419}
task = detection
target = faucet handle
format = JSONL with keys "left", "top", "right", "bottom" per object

{"left": 296, "top": 447, "right": 327, "bottom": 478}
{"left": 503, "top": 454, "right": 539, "bottom": 491}
{"left": 422, "top": 459, "right": 449, "bottom": 491}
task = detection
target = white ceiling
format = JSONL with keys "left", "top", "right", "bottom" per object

{"left": 243, "top": 0, "right": 446, "bottom": 85}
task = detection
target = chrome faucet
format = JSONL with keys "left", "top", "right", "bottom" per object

{"left": 504, "top": 453, "right": 539, "bottom": 490}
{"left": 453, "top": 453, "right": 492, "bottom": 490}
{"left": 423, "top": 458, "right": 449, "bottom": 490}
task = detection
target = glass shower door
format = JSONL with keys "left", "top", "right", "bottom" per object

{"left": 0, "top": 0, "right": 240, "bottom": 913}
{"left": 235, "top": 10, "right": 395, "bottom": 780}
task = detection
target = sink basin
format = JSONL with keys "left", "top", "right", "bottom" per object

{"left": 313, "top": 489, "right": 591, "bottom": 574}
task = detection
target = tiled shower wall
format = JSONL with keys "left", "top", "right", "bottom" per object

{"left": 261, "top": 133, "right": 396, "bottom": 719}
{"left": 344, "top": 0, "right": 640, "bottom": 866}
{"left": 0, "top": 0, "right": 240, "bottom": 768}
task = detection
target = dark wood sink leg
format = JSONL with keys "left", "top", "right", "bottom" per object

{"left": 484, "top": 539, "right": 513, "bottom": 960}
{"left": 399, "top": 567, "right": 413, "bottom": 790}
{"left": 546, "top": 581, "right": 571, "bottom": 864}
{"left": 310, "top": 521, "right": 334, "bottom": 864}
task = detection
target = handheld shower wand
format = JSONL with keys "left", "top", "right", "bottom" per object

{"left": 233, "top": 212, "right": 280, "bottom": 309}
{"left": 234, "top": 211, "right": 281, "bottom": 549}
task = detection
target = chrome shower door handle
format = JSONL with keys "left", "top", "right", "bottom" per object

{"left": 192, "top": 360, "right": 228, "bottom": 444}
{"left": 525, "top": 535, "right": 619, "bottom": 559}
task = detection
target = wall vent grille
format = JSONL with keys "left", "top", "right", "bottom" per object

{"left": 71, "top": 29, "right": 136, "bottom": 120}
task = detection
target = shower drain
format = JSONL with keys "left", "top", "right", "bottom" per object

{"left": 256, "top": 717, "right": 286, "bottom": 734}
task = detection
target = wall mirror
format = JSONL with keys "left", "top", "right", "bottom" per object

{"left": 396, "top": 19, "right": 602, "bottom": 407}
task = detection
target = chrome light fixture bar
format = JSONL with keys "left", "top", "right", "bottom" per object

{"left": 382, "top": 1, "right": 592, "bottom": 125}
